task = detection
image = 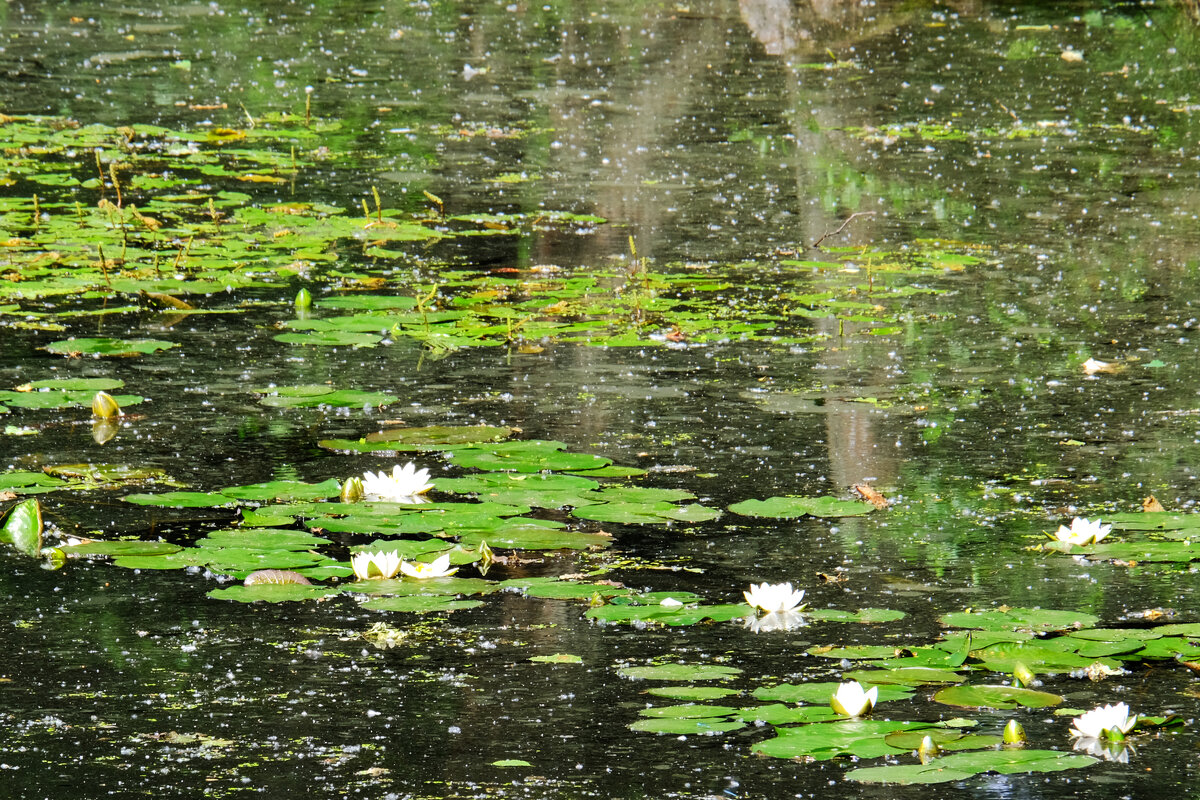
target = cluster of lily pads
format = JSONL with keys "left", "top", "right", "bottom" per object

{"left": 620, "top": 603, "right": 1188, "bottom": 784}
{"left": 0, "top": 112, "right": 995, "bottom": 352}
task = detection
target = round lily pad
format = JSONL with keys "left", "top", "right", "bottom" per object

{"left": 42, "top": 337, "right": 178, "bottom": 357}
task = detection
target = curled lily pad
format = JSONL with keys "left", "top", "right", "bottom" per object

{"left": 0, "top": 498, "right": 43, "bottom": 556}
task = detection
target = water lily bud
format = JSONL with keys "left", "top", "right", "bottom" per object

{"left": 92, "top": 391, "right": 121, "bottom": 419}
{"left": 1003, "top": 719, "right": 1027, "bottom": 745}
{"left": 477, "top": 539, "right": 495, "bottom": 574}
{"left": 295, "top": 287, "right": 313, "bottom": 309}
{"left": 1012, "top": 661, "right": 1035, "bottom": 688}
{"left": 341, "top": 476, "right": 364, "bottom": 502}
{"left": 917, "top": 735, "right": 939, "bottom": 764}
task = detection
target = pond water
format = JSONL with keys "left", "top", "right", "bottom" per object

{"left": 3, "top": 0, "right": 1200, "bottom": 796}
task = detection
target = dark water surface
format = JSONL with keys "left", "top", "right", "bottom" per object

{"left": 3, "top": 0, "right": 1200, "bottom": 797}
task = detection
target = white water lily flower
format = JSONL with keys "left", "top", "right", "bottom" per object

{"left": 659, "top": 597, "right": 684, "bottom": 608}
{"left": 351, "top": 550, "right": 401, "bottom": 581}
{"left": 362, "top": 462, "right": 434, "bottom": 501}
{"left": 400, "top": 552, "right": 458, "bottom": 579}
{"left": 1070, "top": 702, "right": 1138, "bottom": 740}
{"left": 830, "top": 681, "right": 878, "bottom": 717}
{"left": 743, "top": 582, "right": 806, "bottom": 614}
{"left": 1053, "top": 517, "right": 1112, "bottom": 546}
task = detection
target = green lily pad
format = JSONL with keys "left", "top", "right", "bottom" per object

{"left": 882, "top": 729, "right": 1001, "bottom": 752}
{"left": 0, "top": 472, "right": 68, "bottom": 492}
{"left": 806, "top": 644, "right": 903, "bottom": 660}
{"left": 619, "top": 664, "right": 742, "bottom": 682}
{"left": 252, "top": 385, "right": 399, "bottom": 409}
{"left": 645, "top": 686, "right": 741, "bottom": 701}
{"left": 628, "top": 717, "right": 746, "bottom": 735}
{"left": 842, "top": 667, "right": 965, "bottom": 686}
{"left": 363, "top": 425, "right": 518, "bottom": 445}
{"left": 638, "top": 703, "right": 740, "bottom": 719}
{"left": 273, "top": 331, "right": 382, "bottom": 347}
{"left": 728, "top": 495, "right": 875, "bottom": 518}
{"left": 845, "top": 749, "right": 1097, "bottom": 784}
{"left": 196, "top": 528, "right": 332, "bottom": 550}
{"left": 112, "top": 551, "right": 210, "bottom": 570}
{"left": 974, "top": 641, "right": 1121, "bottom": 672}
{"left": 21, "top": 378, "right": 125, "bottom": 391}
{"left": 123, "top": 491, "right": 237, "bottom": 507}
{"left": 735, "top": 704, "right": 843, "bottom": 724}
{"left": 806, "top": 608, "right": 907, "bottom": 623}
{"left": 458, "top": 526, "right": 611, "bottom": 551}
{"left": 938, "top": 607, "right": 1100, "bottom": 632}
{"left": 515, "top": 581, "right": 634, "bottom": 600}
{"left": 932, "top": 684, "right": 1063, "bottom": 709}
{"left": 572, "top": 501, "right": 721, "bottom": 525}
{"left": 219, "top": 479, "right": 342, "bottom": 502}
{"left": 207, "top": 584, "right": 342, "bottom": 603}
{"left": 42, "top": 337, "right": 178, "bottom": 357}
{"left": 0, "top": 389, "right": 144, "bottom": 410}
{"left": 44, "top": 464, "right": 173, "bottom": 484}
{"left": 586, "top": 602, "right": 748, "bottom": 626}
{"left": 751, "top": 719, "right": 931, "bottom": 760}
{"left": 490, "top": 759, "right": 533, "bottom": 767}
{"left": 447, "top": 441, "right": 612, "bottom": 473}
{"left": 359, "top": 595, "right": 485, "bottom": 613}
{"left": 59, "top": 540, "right": 182, "bottom": 557}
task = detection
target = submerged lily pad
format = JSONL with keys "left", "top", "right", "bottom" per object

{"left": 252, "top": 385, "right": 399, "bottom": 409}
